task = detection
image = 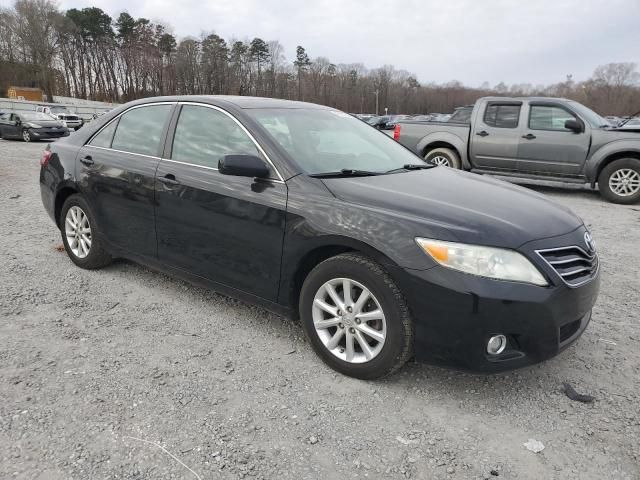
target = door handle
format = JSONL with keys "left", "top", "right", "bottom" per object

{"left": 158, "top": 174, "right": 180, "bottom": 186}
{"left": 80, "top": 155, "right": 94, "bottom": 166}
{"left": 476, "top": 131, "right": 489, "bottom": 137}
{"left": 522, "top": 133, "right": 537, "bottom": 140}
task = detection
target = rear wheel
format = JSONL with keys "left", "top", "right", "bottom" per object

{"left": 60, "top": 194, "right": 112, "bottom": 269}
{"left": 299, "top": 253, "right": 413, "bottom": 379}
{"left": 598, "top": 158, "right": 640, "bottom": 204}
{"left": 424, "top": 147, "right": 461, "bottom": 169}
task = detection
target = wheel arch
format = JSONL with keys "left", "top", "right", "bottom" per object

{"left": 416, "top": 132, "right": 470, "bottom": 169}
{"left": 54, "top": 185, "right": 79, "bottom": 229}
{"left": 594, "top": 151, "right": 640, "bottom": 186}
{"left": 284, "top": 237, "right": 401, "bottom": 317}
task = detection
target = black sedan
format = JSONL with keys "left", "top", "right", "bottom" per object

{"left": 0, "top": 111, "right": 70, "bottom": 142}
{"left": 39, "top": 96, "right": 600, "bottom": 379}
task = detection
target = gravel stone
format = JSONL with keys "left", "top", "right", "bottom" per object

{"left": 1, "top": 140, "right": 639, "bottom": 479}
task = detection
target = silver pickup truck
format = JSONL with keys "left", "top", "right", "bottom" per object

{"left": 394, "top": 97, "right": 640, "bottom": 203}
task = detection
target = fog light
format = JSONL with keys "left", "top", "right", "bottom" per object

{"left": 487, "top": 335, "right": 507, "bottom": 355}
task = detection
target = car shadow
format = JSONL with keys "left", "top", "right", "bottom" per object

{"left": 101, "top": 258, "right": 573, "bottom": 397}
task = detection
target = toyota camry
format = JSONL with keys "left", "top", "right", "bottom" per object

{"left": 40, "top": 96, "right": 600, "bottom": 379}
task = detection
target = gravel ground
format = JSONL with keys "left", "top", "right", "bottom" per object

{"left": 1, "top": 139, "right": 639, "bottom": 480}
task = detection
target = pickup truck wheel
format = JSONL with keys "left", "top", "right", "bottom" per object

{"left": 425, "top": 147, "right": 461, "bottom": 169}
{"left": 598, "top": 158, "right": 640, "bottom": 204}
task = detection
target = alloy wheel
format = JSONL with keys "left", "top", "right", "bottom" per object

{"left": 65, "top": 206, "right": 92, "bottom": 259}
{"left": 609, "top": 168, "right": 640, "bottom": 197}
{"left": 430, "top": 155, "right": 451, "bottom": 167}
{"left": 22, "top": 130, "right": 31, "bottom": 142}
{"left": 312, "top": 277, "right": 387, "bottom": 363}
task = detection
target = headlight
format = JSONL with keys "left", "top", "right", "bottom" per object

{"left": 26, "top": 122, "right": 42, "bottom": 128}
{"left": 416, "top": 237, "right": 548, "bottom": 286}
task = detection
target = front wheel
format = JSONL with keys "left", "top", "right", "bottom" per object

{"left": 299, "top": 253, "right": 413, "bottom": 379}
{"left": 22, "top": 129, "right": 32, "bottom": 142}
{"left": 424, "top": 147, "right": 461, "bottom": 169}
{"left": 598, "top": 158, "right": 640, "bottom": 204}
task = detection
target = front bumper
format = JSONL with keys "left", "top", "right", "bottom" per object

{"left": 389, "top": 227, "right": 600, "bottom": 373}
{"left": 29, "top": 127, "right": 70, "bottom": 139}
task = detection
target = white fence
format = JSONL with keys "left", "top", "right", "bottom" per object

{"left": 0, "top": 97, "right": 117, "bottom": 122}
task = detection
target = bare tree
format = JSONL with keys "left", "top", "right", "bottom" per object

{"left": 1, "top": 2, "right": 639, "bottom": 117}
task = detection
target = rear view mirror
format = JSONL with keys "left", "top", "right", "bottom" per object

{"left": 219, "top": 154, "right": 270, "bottom": 178}
{"left": 564, "top": 119, "right": 583, "bottom": 133}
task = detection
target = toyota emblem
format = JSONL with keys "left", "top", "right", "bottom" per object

{"left": 584, "top": 231, "right": 596, "bottom": 253}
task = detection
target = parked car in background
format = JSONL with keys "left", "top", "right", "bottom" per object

{"left": 411, "top": 114, "right": 434, "bottom": 122}
{"left": 393, "top": 97, "right": 640, "bottom": 204}
{"left": 605, "top": 116, "right": 621, "bottom": 127}
{"left": 429, "top": 113, "right": 452, "bottom": 122}
{"left": 447, "top": 105, "right": 474, "bottom": 124}
{"left": 368, "top": 115, "right": 411, "bottom": 130}
{"left": 352, "top": 113, "right": 375, "bottom": 122}
{"left": 0, "top": 111, "right": 69, "bottom": 142}
{"left": 39, "top": 95, "right": 599, "bottom": 379}
{"left": 36, "top": 105, "right": 84, "bottom": 130}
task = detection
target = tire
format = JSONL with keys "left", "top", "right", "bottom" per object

{"left": 299, "top": 253, "right": 413, "bottom": 380}
{"left": 59, "top": 194, "right": 112, "bottom": 269}
{"left": 598, "top": 158, "right": 640, "bottom": 204}
{"left": 424, "top": 147, "right": 461, "bottom": 169}
{"left": 22, "top": 129, "right": 32, "bottom": 142}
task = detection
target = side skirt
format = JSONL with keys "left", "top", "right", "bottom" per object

{"left": 104, "top": 243, "right": 295, "bottom": 320}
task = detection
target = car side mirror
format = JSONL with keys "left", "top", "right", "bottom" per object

{"left": 565, "top": 119, "right": 583, "bottom": 133}
{"left": 219, "top": 154, "right": 270, "bottom": 178}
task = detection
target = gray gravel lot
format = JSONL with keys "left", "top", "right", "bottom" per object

{"left": 1, "top": 139, "right": 639, "bottom": 480}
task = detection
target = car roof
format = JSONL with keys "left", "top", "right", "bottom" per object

{"left": 127, "top": 95, "right": 332, "bottom": 110}
{"left": 481, "top": 96, "right": 575, "bottom": 103}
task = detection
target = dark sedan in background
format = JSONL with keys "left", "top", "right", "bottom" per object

{"left": 0, "top": 111, "right": 70, "bottom": 142}
{"left": 39, "top": 96, "right": 599, "bottom": 379}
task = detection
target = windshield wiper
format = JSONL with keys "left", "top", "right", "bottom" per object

{"left": 618, "top": 110, "right": 640, "bottom": 128}
{"left": 386, "top": 163, "right": 435, "bottom": 174}
{"left": 309, "top": 169, "right": 383, "bottom": 178}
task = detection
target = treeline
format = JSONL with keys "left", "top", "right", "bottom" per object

{"left": 1, "top": 0, "right": 640, "bottom": 115}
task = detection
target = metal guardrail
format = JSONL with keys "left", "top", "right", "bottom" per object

{"left": 0, "top": 97, "right": 117, "bottom": 122}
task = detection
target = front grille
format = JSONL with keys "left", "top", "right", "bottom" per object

{"left": 559, "top": 319, "right": 581, "bottom": 342}
{"left": 536, "top": 246, "right": 598, "bottom": 287}
{"left": 64, "top": 115, "right": 79, "bottom": 121}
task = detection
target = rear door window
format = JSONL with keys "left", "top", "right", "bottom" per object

{"left": 111, "top": 104, "right": 172, "bottom": 156}
{"left": 89, "top": 120, "right": 118, "bottom": 148}
{"left": 483, "top": 104, "right": 521, "bottom": 128}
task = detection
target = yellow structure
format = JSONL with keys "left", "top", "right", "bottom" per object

{"left": 7, "top": 86, "right": 44, "bottom": 102}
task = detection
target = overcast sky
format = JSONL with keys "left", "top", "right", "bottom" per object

{"left": 3, "top": 0, "right": 639, "bottom": 86}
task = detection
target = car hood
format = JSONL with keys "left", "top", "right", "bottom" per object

{"left": 28, "top": 119, "right": 64, "bottom": 128}
{"left": 600, "top": 127, "right": 640, "bottom": 137}
{"left": 321, "top": 168, "right": 583, "bottom": 248}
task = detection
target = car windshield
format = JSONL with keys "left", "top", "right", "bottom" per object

{"left": 21, "top": 112, "right": 57, "bottom": 121}
{"left": 568, "top": 101, "right": 608, "bottom": 128}
{"left": 247, "top": 108, "right": 427, "bottom": 175}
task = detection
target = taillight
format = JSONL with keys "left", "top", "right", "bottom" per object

{"left": 40, "top": 148, "right": 52, "bottom": 167}
{"left": 393, "top": 124, "right": 401, "bottom": 140}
